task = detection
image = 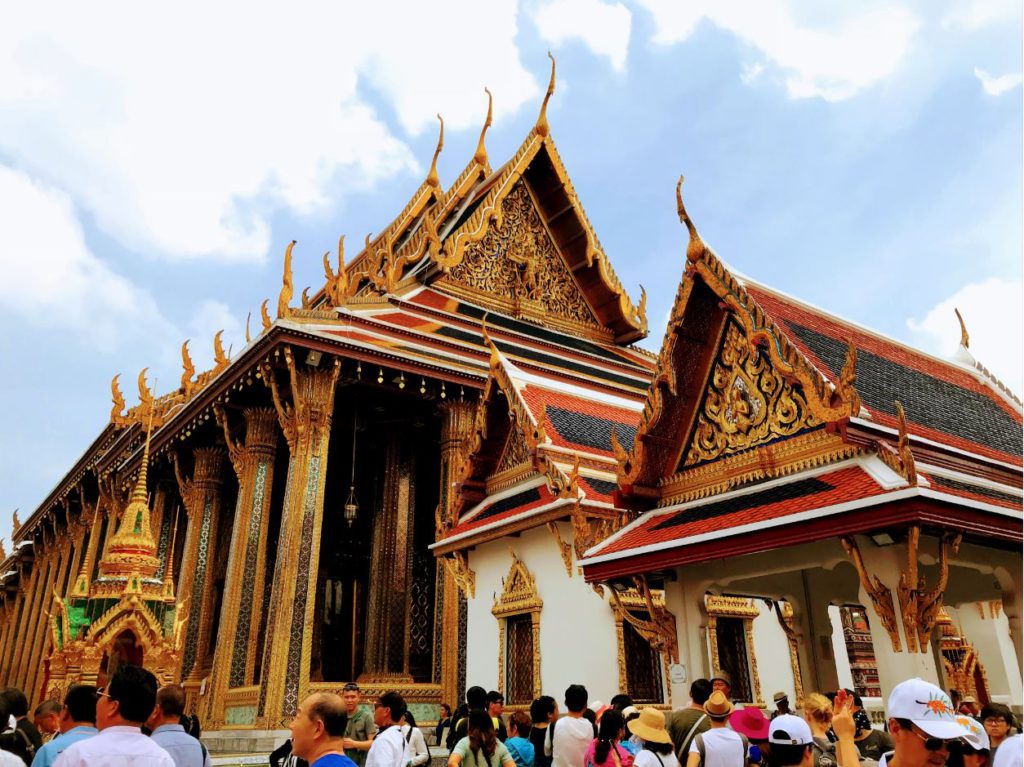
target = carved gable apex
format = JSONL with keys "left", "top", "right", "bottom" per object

{"left": 441, "top": 179, "right": 602, "bottom": 333}
{"left": 492, "top": 550, "right": 542, "bottom": 617}
{"left": 489, "top": 420, "right": 534, "bottom": 492}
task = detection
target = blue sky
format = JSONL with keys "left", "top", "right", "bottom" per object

{"left": 0, "top": 0, "right": 1020, "bottom": 544}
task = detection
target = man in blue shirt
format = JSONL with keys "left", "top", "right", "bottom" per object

{"left": 30, "top": 686, "right": 98, "bottom": 767}
{"left": 290, "top": 693, "right": 358, "bottom": 767}
{"left": 146, "top": 685, "right": 211, "bottom": 767}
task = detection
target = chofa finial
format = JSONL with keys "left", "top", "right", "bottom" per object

{"left": 278, "top": 240, "right": 296, "bottom": 319}
{"left": 427, "top": 115, "right": 445, "bottom": 188}
{"left": 474, "top": 88, "right": 494, "bottom": 167}
{"left": 676, "top": 175, "right": 705, "bottom": 263}
{"left": 535, "top": 52, "right": 556, "bottom": 138}
{"left": 954, "top": 307, "right": 969, "bottom": 349}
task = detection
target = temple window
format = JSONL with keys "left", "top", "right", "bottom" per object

{"left": 492, "top": 553, "right": 542, "bottom": 705}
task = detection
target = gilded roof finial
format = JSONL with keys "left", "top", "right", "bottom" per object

{"left": 180, "top": 341, "right": 195, "bottom": 391}
{"left": 245, "top": 312, "right": 252, "bottom": 344}
{"left": 261, "top": 299, "right": 272, "bottom": 330}
{"left": 278, "top": 240, "right": 296, "bottom": 319}
{"left": 11, "top": 510, "right": 20, "bottom": 537}
{"left": 954, "top": 307, "right": 969, "bottom": 349}
{"left": 324, "top": 235, "right": 349, "bottom": 307}
{"left": 894, "top": 401, "right": 917, "bottom": 485}
{"left": 138, "top": 367, "right": 153, "bottom": 421}
{"left": 213, "top": 330, "right": 229, "bottom": 370}
{"left": 536, "top": 52, "right": 556, "bottom": 138}
{"left": 111, "top": 374, "right": 126, "bottom": 423}
{"left": 676, "top": 175, "right": 706, "bottom": 263}
{"left": 427, "top": 115, "right": 445, "bottom": 189}
{"left": 474, "top": 88, "right": 493, "bottom": 167}
{"left": 0, "top": 538, "right": 5, "bottom": 561}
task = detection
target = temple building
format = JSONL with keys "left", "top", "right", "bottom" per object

{"left": 0, "top": 59, "right": 1020, "bottom": 749}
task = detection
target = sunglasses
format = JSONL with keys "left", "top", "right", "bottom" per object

{"left": 909, "top": 727, "right": 956, "bottom": 752}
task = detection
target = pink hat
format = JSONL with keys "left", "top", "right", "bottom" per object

{"left": 729, "top": 706, "right": 771, "bottom": 740}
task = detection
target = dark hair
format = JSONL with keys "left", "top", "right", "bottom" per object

{"left": 595, "top": 710, "right": 625, "bottom": 764}
{"left": 441, "top": 703, "right": 452, "bottom": 718}
{"left": 610, "top": 695, "right": 632, "bottom": 711}
{"left": 403, "top": 710, "right": 417, "bottom": 729}
{"left": 468, "top": 708, "right": 498, "bottom": 766}
{"left": 583, "top": 709, "right": 597, "bottom": 725}
{"left": 342, "top": 683, "right": 361, "bottom": 693}
{"left": 980, "top": 704, "right": 1014, "bottom": 725}
{"left": 156, "top": 685, "right": 187, "bottom": 718}
{"left": 946, "top": 740, "right": 990, "bottom": 767}
{"left": 378, "top": 692, "right": 407, "bottom": 723}
{"left": 487, "top": 691, "right": 504, "bottom": 706}
{"left": 34, "top": 700, "right": 61, "bottom": 717}
{"left": 467, "top": 686, "right": 488, "bottom": 710}
{"left": 509, "top": 711, "right": 532, "bottom": 739}
{"left": 769, "top": 743, "right": 811, "bottom": 767}
{"left": 643, "top": 740, "right": 673, "bottom": 755}
{"left": 564, "top": 684, "right": 588, "bottom": 714}
{"left": 690, "top": 679, "right": 713, "bottom": 706}
{"left": 65, "top": 685, "right": 97, "bottom": 724}
{"left": 309, "top": 694, "right": 349, "bottom": 738}
{"left": 108, "top": 665, "right": 158, "bottom": 724}
{"left": 0, "top": 689, "right": 28, "bottom": 718}
{"left": 531, "top": 696, "right": 556, "bottom": 724}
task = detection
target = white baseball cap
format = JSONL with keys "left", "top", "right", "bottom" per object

{"left": 886, "top": 679, "right": 974, "bottom": 741}
{"left": 955, "top": 716, "right": 990, "bottom": 751}
{"left": 769, "top": 714, "right": 813, "bottom": 746}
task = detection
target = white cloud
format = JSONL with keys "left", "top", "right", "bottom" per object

{"left": 942, "top": 0, "right": 1019, "bottom": 31}
{"left": 531, "top": 0, "right": 632, "bottom": 71}
{"left": 906, "top": 278, "right": 1023, "bottom": 396}
{"left": 635, "top": 0, "right": 919, "bottom": 101}
{"left": 0, "top": 164, "right": 177, "bottom": 351}
{"left": 0, "top": 3, "right": 542, "bottom": 263}
{"left": 974, "top": 67, "right": 1023, "bottom": 96}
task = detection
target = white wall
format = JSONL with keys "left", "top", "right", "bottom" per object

{"left": 750, "top": 601, "right": 798, "bottom": 705}
{"left": 948, "top": 603, "right": 1023, "bottom": 707}
{"left": 829, "top": 605, "right": 855, "bottom": 692}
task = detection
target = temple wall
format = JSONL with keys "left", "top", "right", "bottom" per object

{"left": 750, "top": 601, "right": 798, "bottom": 703}
{"left": 948, "top": 603, "right": 1023, "bottom": 706}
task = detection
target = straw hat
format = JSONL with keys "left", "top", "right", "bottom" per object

{"left": 627, "top": 707, "right": 672, "bottom": 744}
{"left": 704, "top": 690, "right": 734, "bottom": 719}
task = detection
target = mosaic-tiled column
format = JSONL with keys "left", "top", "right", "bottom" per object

{"left": 257, "top": 352, "right": 339, "bottom": 727}
{"left": 436, "top": 400, "right": 475, "bottom": 704}
{"left": 12, "top": 550, "right": 49, "bottom": 691}
{"left": 173, "top": 446, "right": 226, "bottom": 708}
{"left": 207, "top": 407, "right": 278, "bottom": 728}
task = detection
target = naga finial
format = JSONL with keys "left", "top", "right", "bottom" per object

{"left": 637, "top": 285, "right": 648, "bottom": 330}
{"left": 213, "top": 330, "right": 228, "bottom": 369}
{"left": 301, "top": 286, "right": 311, "bottom": 309}
{"left": 676, "top": 175, "right": 706, "bottom": 263}
{"left": 12, "top": 510, "right": 20, "bottom": 536}
{"left": 138, "top": 367, "right": 153, "bottom": 410}
{"left": 427, "top": 114, "right": 445, "bottom": 189}
{"left": 111, "top": 374, "right": 126, "bottom": 422}
{"left": 261, "top": 299, "right": 272, "bottom": 330}
{"left": 278, "top": 240, "right": 296, "bottom": 319}
{"left": 535, "top": 52, "right": 556, "bottom": 138}
{"left": 954, "top": 307, "right": 969, "bottom": 349}
{"left": 180, "top": 341, "right": 195, "bottom": 391}
{"left": 474, "top": 88, "right": 493, "bottom": 167}
{"left": 245, "top": 312, "right": 252, "bottom": 344}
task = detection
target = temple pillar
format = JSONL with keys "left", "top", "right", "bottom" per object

{"left": 1, "top": 585, "right": 26, "bottom": 681}
{"left": 173, "top": 446, "right": 227, "bottom": 709}
{"left": 257, "top": 352, "right": 339, "bottom": 727}
{"left": 28, "top": 542, "right": 68, "bottom": 700}
{"left": 361, "top": 428, "right": 417, "bottom": 683}
{"left": 437, "top": 400, "right": 475, "bottom": 705}
{"left": 207, "top": 407, "right": 278, "bottom": 728}
{"left": 15, "top": 550, "right": 52, "bottom": 691}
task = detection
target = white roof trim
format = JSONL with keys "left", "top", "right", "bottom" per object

{"left": 917, "top": 463, "right": 1024, "bottom": 497}
{"left": 460, "top": 475, "right": 548, "bottom": 523}
{"left": 918, "top": 488, "right": 1022, "bottom": 516}
{"left": 849, "top": 417, "right": 1022, "bottom": 472}
{"left": 430, "top": 496, "right": 577, "bottom": 550}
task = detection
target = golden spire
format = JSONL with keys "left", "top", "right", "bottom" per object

{"left": 427, "top": 115, "right": 444, "bottom": 188}
{"left": 954, "top": 307, "right": 969, "bottom": 348}
{"left": 162, "top": 508, "right": 179, "bottom": 600}
{"left": 277, "top": 240, "right": 296, "bottom": 318}
{"left": 474, "top": 88, "right": 493, "bottom": 167}
{"left": 180, "top": 341, "right": 195, "bottom": 390}
{"left": 676, "top": 175, "right": 706, "bottom": 263}
{"left": 261, "top": 299, "right": 272, "bottom": 330}
{"left": 535, "top": 52, "right": 556, "bottom": 138}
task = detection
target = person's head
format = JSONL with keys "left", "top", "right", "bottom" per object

{"left": 440, "top": 703, "right": 452, "bottom": 719}
{"left": 730, "top": 707, "right": 771, "bottom": 743}
{"left": 374, "top": 692, "right": 406, "bottom": 729}
{"left": 773, "top": 691, "right": 790, "bottom": 713}
{"left": 466, "top": 686, "right": 488, "bottom": 710}
{"left": 887, "top": 678, "right": 973, "bottom": 767}
{"left": 595, "top": 710, "right": 625, "bottom": 764}
{"left": 848, "top": 691, "right": 863, "bottom": 713}
{"left": 711, "top": 670, "right": 731, "bottom": 698}
{"left": 564, "top": 684, "right": 588, "bottom": 714}
{"left": 531, "top": 696, "right": 557, "bottom": 724}
{"left": 509, "top": 711, "right": 532, "bottom": 740}
{"left": 60, "top": 685, "right": 97, "bottom": 731}
{"left": 981, "top": 704, "right": 1013, "bottom": 745}
{"left": 950, "top": 690, "right": 962, "bottom": 707}
{"left": 468, "top": 708, "right": 498, "bottom": 759}
{"left": 97, "top": 665, "right": 158, "bottom": 729}
{"left": 947, "top": 716, "right": 991, "bottom": 767}
{"left": 145, "top": 685, "right": 186, "bottom": 731}
{"left": 0, "top": 689, "right": 28, "bottom": 720}
{"left": 703, "top": 691, "right": 734, "bottom": 724}
{"left": 487, "top": 691, "right": 504, "bottom": 717}
{"left": 401, "top": 710, "right": 417, "bottom": 729}
{"left": 622, "top": 706, "right": 640, "bottom": 729}
{"left": 627, "top": 708, "right": 672, "bottom": 754}
{"left": 803, "top": 694, "right": 833, "bottom": 733}
{"left": 768, "top": 714, "right": 814, "bottom": 767}
{"left": 342, "top": 683, "right": 361, "bottom": 714}
{"left": 690, "top": 679, "right": 713, "bottom": 707}
{"left": 32, "top": 700, "right": 61, "bottom": 736}
{"left": 290, "top": 693, "right": 348, "bottom": 762}
{"left": 610, "top": 695, "right": 632, "bottom": 712}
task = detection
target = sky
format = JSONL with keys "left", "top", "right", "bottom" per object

{"left": 0, "top": 0, "right": 1021, "bottom": 544}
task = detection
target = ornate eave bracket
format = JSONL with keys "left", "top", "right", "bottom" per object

{"left": 840, "top": 536, "right": 902, "bottom": 652}
{"left": 441, "top": 551, "right": 476, "bottom": 600}
{"left": 605, "top": 575, "right": 679, "bottom": 664}
{"left": 875, "top": 401, "right": 917, "bottom": 485}
{"left": 896, "top": 526, "right": 962, "bottom": 653}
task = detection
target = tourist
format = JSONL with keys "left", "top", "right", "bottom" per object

{"left": 729, "top": 707, "right": 770, "bottom": 767}
{"left": 668, "top": 680, "right": 711, "bottom": 761}
{"left": 828, "top": 691, "right": 870, "bottom": 767}
{"left": 488, "top": 692, "right": 509, "bottom": 742}
{"left": 1, "top": 690, "right": 42, "bottom": 757}
{"left": 506, "top": 712, "right": 535, "bottom": 767}
{"left": 627, "top": 708, "right": 678, "bottom": 767}
{"left": 800, "top": 695, "right": 835, "bottom": 767}
{"left": 961, "top": 699, "right": 981, "bottom": 719}
{"left": 530, "top": 697, "right": 558, "bottom": 767}
{"left": 619, "top": 709, "right": 641, "bottom": 756}
{"left": 449, "top": 688, "right": 489, "bottom": 752}
{"left": 269, "top": 737, "right": 308, "bottom": 767}
{"left": 31, "top": 703, "right": 60, "bottom": 743}
{"left": 546, "top": 685, "right": 597, "bottom": 767}
{"left": 686, "top": 691, "right": 744, "bottom": 767}
{"left": 710, "top": 674, "right": 733, "bottom": 704}
{"left": 436, "top": 705, "right": 454, "bottom": 748}
{"left": 610, "top": 698, "right": 633, "bottom": 714}
{"left": 585, "top": 710, "right": 633, "bottom": 767}
{"left": 766, "top": 715, "right": 812, "bottom": 767}
{"left": 992, "top": 735, "right": 1021, "bottom": 767}
{"left": 342, "top": 683, "right": 377, "bottom": 767}
{"left": 289, "top": 693, "right": 357, "bottom": 767}
{"left": 0, "top": 694, "right": 28, "bottom": 767}
{"left": 365, "top": 693, "right": 408, "bottom": 767}
{"left": 448, "top": 709, "right": 515, "bottom": 767}
{"left": 981, "top": 704, "right": 1016, "bottom": 758}
{"left": 146, "top": 685, "right": 211, "bottom": 767}
{"left": 947, "top": 716, "right": 991, "bottom": 767}
{"left": 770, "top": 695, "right": 790, "bottom": 722}
{"left": 852, "top": 712, "right": 892, "bottom": 762}
{"left": 880, "top": 678, "right": 973, "bottom": 767}
{"left": 51, "top": 664, "right": 174, "bottom": 767}
{"left": 30, "top": 686, "right": 97, "bottom": 767}
{"left": 398, "top": 711, "right": 429, "bottom": 767}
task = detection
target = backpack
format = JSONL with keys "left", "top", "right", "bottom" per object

{"left": 693, "top": 731, "right": 748, "bottom": 767}
{"left": 676, "top": 715, "right": 707, "bottom": 763}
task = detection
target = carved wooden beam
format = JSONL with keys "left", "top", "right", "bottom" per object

{"left": 606, "top": 575, "right": 679, "bottom": 664}
{"left": 840, "top": 536, "right": 902, "bottom": 652}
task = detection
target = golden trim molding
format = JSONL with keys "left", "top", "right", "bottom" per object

{"left": 492, "top": 551, "right": 542, "bottom": 702}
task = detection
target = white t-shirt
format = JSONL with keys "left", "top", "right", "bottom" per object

{"left": 634, "top": 750, "right": 680, "bottom": 767}
{"left": 688, "top": 728, "right": 745, "bottom": 767}
{"left": 545, "top": 716, "right": 595, "bottom": 767}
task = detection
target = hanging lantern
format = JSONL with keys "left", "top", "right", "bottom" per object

{"left": 344, "top": 484, "right": 358, "bottom": 527}
{"left": 345, "top": 401, "right": 359, "bottom": 527}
